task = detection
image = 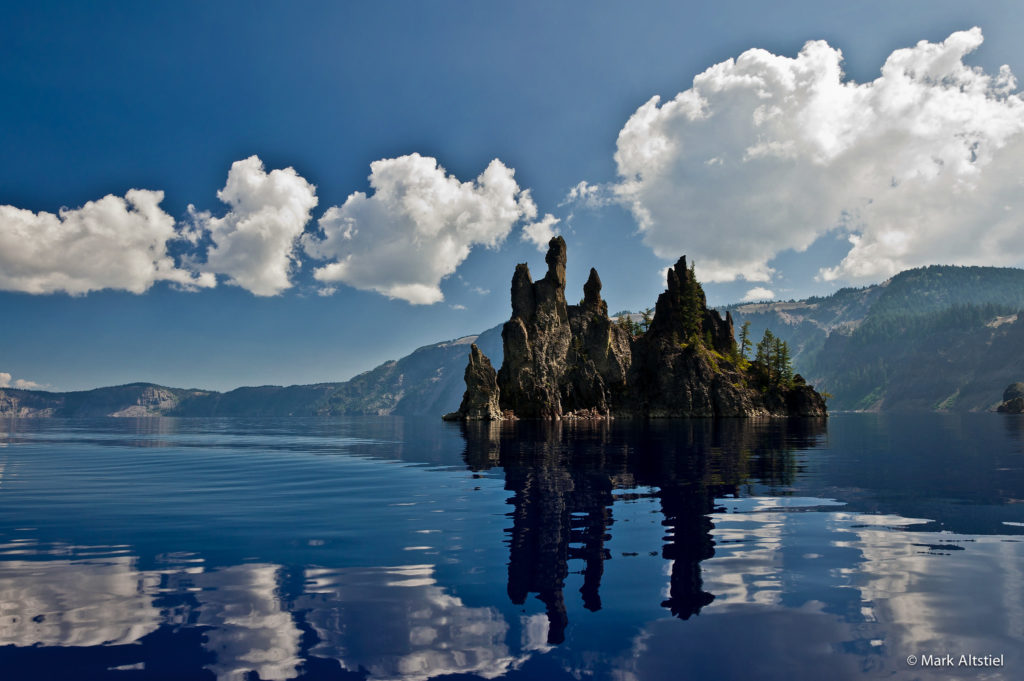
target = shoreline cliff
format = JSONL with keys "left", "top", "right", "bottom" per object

{"left": 445, "top": 237, "right": 827, "bottom": 421}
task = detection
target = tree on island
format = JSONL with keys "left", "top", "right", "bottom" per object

{"left": 738, "top": 321, "right": 752, "bottom": 360}
{"left": 754, "top": 329, "right": 795, "bottom": 389}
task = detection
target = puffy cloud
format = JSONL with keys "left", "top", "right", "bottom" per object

{"left": 0, "top": 190, "right": 213, "bottom": 295}
{"left": 742, "top": 287, "right": 776, "bottom": 302}
{"left": 303, "top": 154, "right": 538, "bottom": 304}
{"left": 521, "top": 214, "right": 560, "bottom": 251}
{"left": 191, "top": 156, "right": 318, "bottom": 296}
{"left": 0, "top": 372, "right": 44, "bottom": 390}
{"left": 561, "top": 181, "right": 611, "bottom": 209}
{"left": 612, "top": 28, "right": 1024, "bottom": 284}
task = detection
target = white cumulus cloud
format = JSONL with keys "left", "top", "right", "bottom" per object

{"left": 303, "top": 153, "right": 539, "bottom": 304}
{"left": 522, "top": 214, "right": 561, "bottom": 251}
{"left": 611, "top": 27, "right": 1024, "bottom": 284}
{"left": 742, "top": 287, "right": 776, "bottom": 302}
{"left": 0, "top": 190, "right": 213, "bottom": 295}
{"left": 191, "top": 156, "right": 318, "bottom": 296}
{"left": 0, "top": 372, "right": 44, "bottom": 390}
{"left": 561, "top": 181, "right": 612, "bottom": 209}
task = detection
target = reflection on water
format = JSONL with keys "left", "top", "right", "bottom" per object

{"left": 298, "top": 565, "right": 514, "bottom": 680}
{"left": 0, "top": 549, "right": 515, "bottom": 680}
{"left": 0, "top": 549, "right": 161, "bottom": 648}
{"left": 0, "top": 415, "right": 1021, "bottom": 680}
{"left": 461, "top": 418, "right": 827, "bottom": 638}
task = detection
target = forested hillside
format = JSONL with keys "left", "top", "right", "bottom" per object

{"left": 724, "top": 266, "right": 1024, "bottom": 411}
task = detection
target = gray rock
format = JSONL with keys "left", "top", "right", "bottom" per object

{"left": 1003, "top": 382, "right": 1024, "bottom": 403}
{"left": 997, "top": 383, "right": 1024, "bottom": 413}
{"left": 443, "top": 344, "right": 502, "bottom": 421}
{"left": 447, "top": 238, "right": 827, "bottom": 420}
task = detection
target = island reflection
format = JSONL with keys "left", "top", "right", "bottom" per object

{"left": 459, "top": 418, "right": 828, "bottom": 643}
{"left": 5, "top": 414, "right": 1022, "bottom": 680}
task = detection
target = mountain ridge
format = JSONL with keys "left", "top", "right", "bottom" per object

{"left": 3, "top": 264, "right": 1023, "bottom": 417}
{"left": 722, "top": 264, "right": 1024, "bottom": 412}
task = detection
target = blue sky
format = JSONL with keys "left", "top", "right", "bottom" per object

{"left": 2, "top": 1, "right": 1023, "bottom": 391}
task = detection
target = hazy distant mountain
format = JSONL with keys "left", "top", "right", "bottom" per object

{"left": 724, "top": 265, "right": 1024, "bottom": 412}
{"left": 0, "top": 326, "right": 503, "bottom": 419}
{"left": 318, "top": 324, "right": 503, "bottom": 416}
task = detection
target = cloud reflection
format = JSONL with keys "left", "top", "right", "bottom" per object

{"left": 298, "top": 564, "right": 516, "bottom": 681}
{"left": 0, "top": 554, "right": 161, "bottom": 648}
{"left": 0, "top": 549, "right": 520, "bottom": 681}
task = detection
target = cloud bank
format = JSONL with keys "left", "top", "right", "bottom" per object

{"left": 0, "top": 155, "right": 317, "bottom": 298}
{"left": 609, "top": 27, "right": 1024, "bottom": 283}
{"left": 0, "top": 153, "right": 547, "bottom": 302}
{"left": 0, "top": 190, "right": 213, "bottom": 295}
{"left": 303, "top": 153, "right": 548, "bottom": 304}
{"left": 8, "top": 29, "right": 1016, "bottom": 303}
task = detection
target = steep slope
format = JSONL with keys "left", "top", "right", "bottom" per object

{"left": 321, "top": 325, "right": 502, "bottom": 416}
{"left": 724, "top": 265, "right": 1024, "bottom": 411}
{"left": 0, "top": 327, "right": 503, "bottom": 418}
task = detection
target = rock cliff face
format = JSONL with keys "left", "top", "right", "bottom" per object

{"left": 494, "top": 238, "right": 631, "bottom": 419}
{"left": 444, "top": 344, "right": 502, "bottom": 421}
{"left": 0, "top": 390, "right": 56, "bottom": 418}
{"left": 447, "top": 237, "right": 827, "bottom": 420}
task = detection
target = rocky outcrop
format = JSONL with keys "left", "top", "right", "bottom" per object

{"left": 446, "top": 237, "right": 827, "bottom": 420}
{"left": 109, "top": 386, "right": 179, "bottom": 417}
{"left": 496, "top": 237, "right": 632, "bottom": 419}
{"left": 0, "top": 390, "right": 57, "bottom": 418}
{"left": 443, "top": 344, "right": 502, "bottom": 421}
{"left": 997, "top": 382, "right": 1024, "bottom": 413}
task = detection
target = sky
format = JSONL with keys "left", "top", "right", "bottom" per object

{"left": 2, "top": 0, "right": 1024, "bottom": 392}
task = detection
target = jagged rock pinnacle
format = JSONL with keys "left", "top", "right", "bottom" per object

{"left": 544, "top": 236, "right": 567, "bottom": 288}
{"left": 442, "top": 343, "right": 501, "bottom": 421}
{"left": 583, "top": 268, "right": 602, "bottom": 312}
{"left": 446, "top": 240, "right": 827, "bottom": 420}
{"left": 511, "top": 263, "right": 535, "bottom": 320}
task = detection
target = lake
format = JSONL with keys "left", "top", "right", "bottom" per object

{"left": 0, "top": 414, "right": 1021, "bottom": 680}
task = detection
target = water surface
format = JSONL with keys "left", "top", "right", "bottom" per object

{"left": 0, "top": 414, "right": 1021, "bottom": 680}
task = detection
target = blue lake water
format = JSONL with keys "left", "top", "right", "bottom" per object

{"left": 0, "top": 414, "right": 1022, "bottom": 680}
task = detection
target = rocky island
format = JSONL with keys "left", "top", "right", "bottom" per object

{"left": 997, "top": 383, "right": 1024, "bottom": 413}
{"left": 444, "top": 237, "right": 827, "bottom": 420}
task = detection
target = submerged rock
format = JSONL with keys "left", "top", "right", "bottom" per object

{"left": 446, "top": 237, "right": 827, "bottom": 420}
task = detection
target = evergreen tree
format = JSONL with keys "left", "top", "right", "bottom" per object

{"left": 755, "top": 328, "right": 776, "bottom": 374}
{"left": 640, "top": 307, "right": 653, "bottom": 333}
{"left": 779, "top": 340, "right": 793, "bottom": 385}
{"left": 681, "top": 263, "right": 703, "bottom": 339}
{"left": 772, "top": 336, "right": 794, "bottom": 386}
{"left": 753, "top": 329, "right": 795, "bottom": 388}
{"left": 738, "top": 321, "right": 752, "bottom": 360}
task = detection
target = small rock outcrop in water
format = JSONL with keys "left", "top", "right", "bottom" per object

{"left": 443, "top": 344, "right": 502, "bottom": 421}
{"left": 997, "top": 383, "right": 1024, "bottom": 413}
{"left": 446, "top": 237, "right": 827, "bottom": 420}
